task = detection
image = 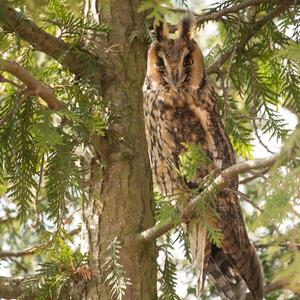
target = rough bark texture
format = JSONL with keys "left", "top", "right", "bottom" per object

{"left": 82, "top": 1, "right": 157, "bottom": 299}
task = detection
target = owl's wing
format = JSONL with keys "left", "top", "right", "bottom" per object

{"left": 216, "top": 192, "right": 264, "bottom": 300}
{"left": 218, "top": 190, "right": 251, "bottom": 250}
{"left": 202, "top": 90, "right": 264, "bottom": 299}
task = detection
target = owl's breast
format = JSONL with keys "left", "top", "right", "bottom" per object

{"left": 143, "top": 89, "right": 235, "bottom": 196}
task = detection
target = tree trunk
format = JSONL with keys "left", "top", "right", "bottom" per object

{"left": 81, "top": 1, "right": 157, "bottom": 299}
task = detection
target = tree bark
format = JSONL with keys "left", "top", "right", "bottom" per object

{"left": 81, "top": 1, "right": 157, "bottom": 299}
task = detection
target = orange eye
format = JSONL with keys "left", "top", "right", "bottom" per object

{"left": 183, "top": 58, "right": 194, "bottom": 66}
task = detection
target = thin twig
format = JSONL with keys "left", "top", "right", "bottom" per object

{"left": 32, "top": 154, "right": 45, "bottom": 227}
{"left": 224, "top": 188, "right": 263, "bottom": 213}
{"left": 0, "top": 89, "right": 35, "bottom": 126}
{"left": 220, "top": 15, "right": 241, "bottom": 122}
{"left": 0, "top": 243, "right": 45, "bottom": 258}
{"left": 245, "top": 279, "right": 292, "bottom": 299}
{"left": 206, "top": 5, "right": 289, "bottom": 75}
{"left": 239, "top": 168, "right": 269, "bottom": 184}
{"left": 280, "top": 241, "right": 300, "bottom": 250}
{"left": 251, "top": 64, "right": 275, "bottom": 154}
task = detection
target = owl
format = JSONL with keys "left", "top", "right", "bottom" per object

{"left": 143, "top": 18, "right": 264, "bottom": 300}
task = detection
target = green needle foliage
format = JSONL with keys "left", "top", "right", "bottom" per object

{"left": 160, "top": 254, "right": 181, "bottom": 300}
{"left": 23, "top": 236, "right": 89, "bottom": 300}
{"left": 0, "top": 0, "right": 299, "bottom": 299}
{"left": 103, "top": 238, "right": 132, "bottom": 300}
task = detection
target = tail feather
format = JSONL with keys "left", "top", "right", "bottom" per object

{"left": 187, "top": 220, "right": 208, "bottom": 295}
{"left": 208, "top": 246, "right": 247, "bottom": 300}
{"left": 229, "top": 244, "right": 264, "bottom": 300}
{"left": 220, "top": 220, "right": 264, "bottom": 300}
{"left": 187, "top": 221, "right": 264, "bottom": 300}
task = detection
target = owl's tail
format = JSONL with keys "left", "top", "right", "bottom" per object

{"left": 187, "top": 220, "right": 209, "bottom": 295}
{"left": 208, "top": 244, "right": 264, "bottom": 300}
{"left": 207, "top": 246, "right": 247, "bottom": 300}
{"left": 229, "top": 243, "right": 264, "bottom": 300}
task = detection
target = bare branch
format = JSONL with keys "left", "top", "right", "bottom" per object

{"left": 0, "top": 244, "right": 44, "bottom": 259}
{"left": 264, "top": 279, "right": 290, "bottom": 294}
{"left": 224, "top": 188, "right": 263, "bottom": 213}
{"left": 239, "top": 168, "right": 269, "bottom": 184}
{"left": 0, "top": 59, "right": 64, "bottom": 110}
{"left": 245, "top": 279, "right": 295, "bottom": 299}
{"left": 280, "top": 241, "right": 300, "bottom": 250}
{"left": 136, "top": 152, "right": 282, "bottom": 243}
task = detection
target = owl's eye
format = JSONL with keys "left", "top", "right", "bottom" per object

{"left": 183, "top": 57, "right": 194, "bottom": 66}
{"left": 156, "top": 58, "right": 164, "bottom": 67}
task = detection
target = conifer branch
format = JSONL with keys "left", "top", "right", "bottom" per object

{"left": 0, "top": 228, "right": 81, "bottom": 259}
{"left": 136, "top": 152, "right": 283, "bottom": 243}
{"left": 0, "top": 89, "right": 35, "bottom": 126}
{"left": 0, "top": 1, "right": 103, "bottom": 87}
{"left": 168, "top": 0, "right": 297, "bottom": 24}
{"left": 206, "top": 4, "right": 291, "bottom": 75}
{"left": 0, "top": 59, "right": 64, "bottom": 110}
{"left": 0, "top": 275, "right": 294, "bottom": 300}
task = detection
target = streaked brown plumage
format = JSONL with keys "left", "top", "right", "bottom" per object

{"left": 143, "top": 18, "right": 264, "bottom": 300}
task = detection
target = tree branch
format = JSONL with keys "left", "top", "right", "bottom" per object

{"left": 280, "top": 241, "right": 300, "bottom": 250}
{"left": 0, "top": 1, "right": 104, "bottom": 88}
{"left": 239, "top": 168, "right": 269, "bottom": 184}
{"left": 136, "top": 152, "right": 282, "bottom": 243}
{"left": 0, "top": 244, "right": 44, "bottom": 259}
{"left": 0, "top": 276, "right": 28, "bottom": 300}
{"left": 224, "top": 188, "right": 263, "bottom": 213}
{"left": 206, "top": 4, "right": 291, "bottom": 75}
{"left": 168, "top": 0, "right": 297, "bottom": 24}
{"left": 170, "top": 0, "right": 264, "bottom": 21}
{"left": 0, "top": 59, "right": 64, "bottom": 110}
{"left": 0, "top": 227, "right": 81, "bottom": 259}
{"left": 245, "top": 279, "right": 296, "bottom": 299}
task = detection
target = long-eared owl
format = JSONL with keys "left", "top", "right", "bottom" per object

{"left": 143, "top": 18, "right": 264, "bottom": 300}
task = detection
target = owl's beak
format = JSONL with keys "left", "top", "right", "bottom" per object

{"left": 171, "top": 69, "right": 179, "bottom": 86}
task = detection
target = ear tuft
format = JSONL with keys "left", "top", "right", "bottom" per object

{"left": 154, "top": 21, "right": 169, "bottom": 42}
{"left": 178, "top": 16, "right": 193, "bottom": 39}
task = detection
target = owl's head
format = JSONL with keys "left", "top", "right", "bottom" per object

{"left": 146, "top": 17, "right": 205, "bottom": 91}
